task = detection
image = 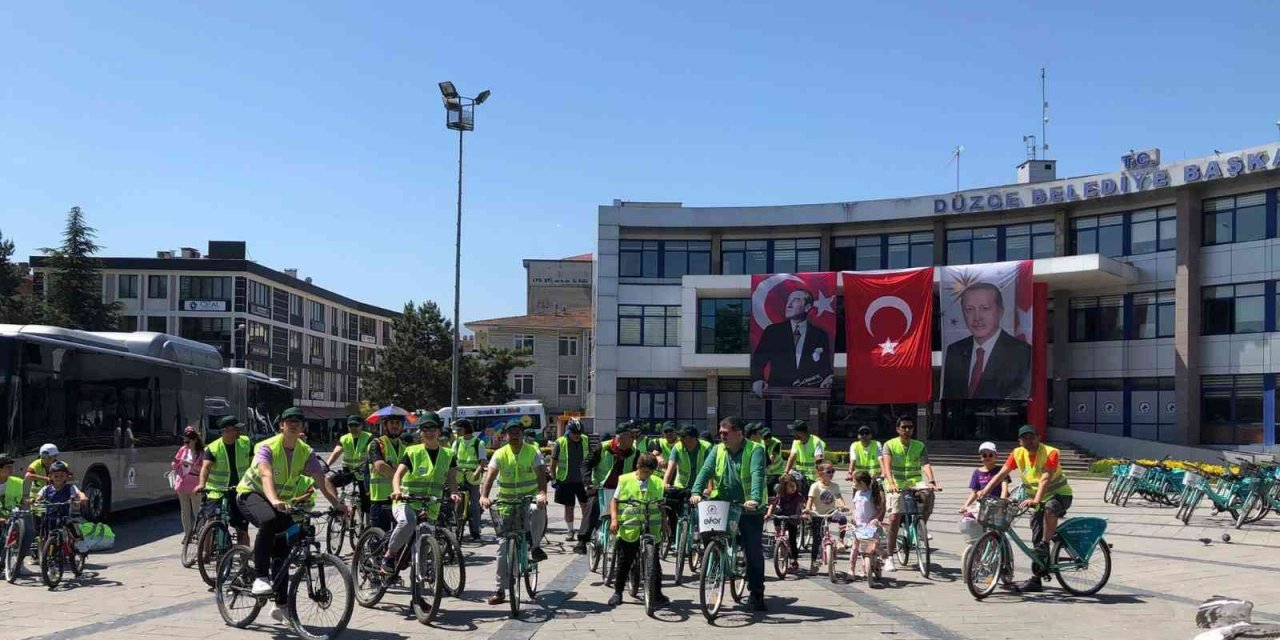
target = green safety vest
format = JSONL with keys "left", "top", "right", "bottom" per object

{"left": 2, "top": 476, "right": 23, "bottom": 515}
{"left": 711, "top": 440, "right": 760, "bottom": 501}
{"left": 614, "top": 472, "right": 664, "bottom": 543}
{"left": 791, "top": 437, "right": 823, "bottom": 481}
{"left": 851, "top": 440, "right": 882, "bottom": 476}
{"left": 236, "top": 434, "right": 313, "bottom": 501}
{"left": 339, "top": 431, "right": 373, "bottom": 480}
{"left": 554, "top": 435, "right": 590, "bottom": 482}
{"left": 26, "top": 458, "right": 56, "bottom": 498}
{"left": 765, "top": 437, "right": 785, "bottom": 476}
{"left": 205, "top": 435, "right": 253, "bottom": 497}
{"left": 399, "top": 444, "right": 455, "bottom": 519}
{"left": 295, "top": 475, "right": 317, "bottom": 511}
{"left": 657, "top": 438, "right": 678, "bottom": 461}
{"left": 453, "top": 436, "right": 484, "bottom": 475}
{"left": 884, "top": 438, "right": 926, "bottom": 488}
{"left": 672, "top": 439, "right": 712, "bottom": 489}
{"left": 494, "top": 444, "right": 540, "bottom": 500}
{"left": 1013, "top": 444, "right": 1073, "bottom": 498}
{"left": 369, "top": 436, "right": 408, "bottom": 502}
{"left": 592, "top": 440, "right": 638, "bottom": 486}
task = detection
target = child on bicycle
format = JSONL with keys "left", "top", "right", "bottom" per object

{"left": 804, "top": 462, "right": 847, "bottom": 573}
{"left": 608, "top": 453, "right": 669, "bottom": 609}
{"left": 764, "top": 471, "right": 804, "bottom": 573}
{"left": 849, "top": 470, "right": 886, "bottom": 583}
{"left": 35, "top": 461, "right": 88, "bottom": 537}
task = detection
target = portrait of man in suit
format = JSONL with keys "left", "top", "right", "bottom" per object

{"left": 751, "top": 288, "right": 834, "bottom": 397}
{"left": 942, "top": 282, "right": 1031, "bottom": 400}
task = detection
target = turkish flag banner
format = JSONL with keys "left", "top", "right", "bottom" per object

{"left": 842, "top": 268, "right": 934, "bottom": 404}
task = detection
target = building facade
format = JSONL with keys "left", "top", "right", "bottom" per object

{"left": 593, "top": 143, "right": 1280, "bottom": 452}
{"left": 29, "top": 241, "right": 398, "bottom": 438}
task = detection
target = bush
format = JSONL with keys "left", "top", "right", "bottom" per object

{"left": 1088, "top": 457, "right": 1236, "bottom": 476}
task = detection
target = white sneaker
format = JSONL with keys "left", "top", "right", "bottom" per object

{"left": 884, "top": 558, "right": 897, "bottom": 572}
{"left": 251, "top": 578, "right": 274, "bottom": 596}
{"left": 269, "top": 606, "right": 287, "bottom": 622}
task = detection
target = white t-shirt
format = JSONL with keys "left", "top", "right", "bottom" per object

{"left": 808, "top": 480, "right": 843, "bottom": 516}
{"left": 486, "top": 449, "right": 546, "bottom": 471}
{"left": 852, "top": 489, "right": 876, "bottom": 526}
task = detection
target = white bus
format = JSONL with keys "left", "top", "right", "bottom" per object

{"left": 436, "top": 401, "right": 549, "bottom": 446}
{"left": 0, "top": 324, "right": 294, "bottom": 520}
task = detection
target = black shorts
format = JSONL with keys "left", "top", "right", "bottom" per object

{"left": 226, "top": 493, "right": 249, "bottom": 530}
{"left": 553, "top": 482, "right": 588, "bottom": 506}
{"left": 1043, "top": 494, "right": 1072, "bottom": 517}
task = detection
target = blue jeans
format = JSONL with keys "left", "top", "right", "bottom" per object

{"left": 738, "top": 513, "right": 765, "bottom": 596}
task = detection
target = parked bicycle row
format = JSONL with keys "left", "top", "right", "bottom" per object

{"left": 1102, "top": 455, "right": 1280, "bottom": 529}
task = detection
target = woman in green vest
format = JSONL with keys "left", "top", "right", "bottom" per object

{"left": 606, "top": 453, "right": 669, "bottom": 608}
{"left": 383, "top": 413, "right": 459, "bottom": 574}
{"left": 478, "top": 419, "right": 549, "bottom": 606}
{"left": 451, "top": 419, "right": 488, "bottom": 541}
{"left": 235, "top": 407, "right": 348, "bottom": 610}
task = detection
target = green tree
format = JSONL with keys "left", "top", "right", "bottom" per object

{"left": 0, "top": 228, "right": 64, "bottom": 325}
{"left": 460, "top": 346, "right": 534, "bottom": 405}
{"left": 39, "top": 207, "right": 120, "bottom": 330}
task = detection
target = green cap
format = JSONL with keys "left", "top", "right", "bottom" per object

{"left": 790, "top": 420, "right": 808, "bottom": 432}
{"left": 661, "top": 420, "right": 677, "bottom": 433}
{"left": 760, "top": 428, "right": 772, "bottom": 438}
{"left": 505, "top": 418, "right": 525, "bottom": 431}
{"left": 679, "top": 425, "right": 700, "bottom": 438}
{"left": 346, "top": 415, "right": 362, "bottom": 426}
{"left": 217, "top": 416, "right": 242, "bottom": 430}
{"left": 418, "top": 411, "right": 443, "bottom": 428}
{"left": 1018, "top": 425, "right": 1038, "bottom": 438}
{"left": 744, "top": 422, "right": 761, "bottom": 436}
{"left": 281, "top": 407, "right": 306, "bottom": 421}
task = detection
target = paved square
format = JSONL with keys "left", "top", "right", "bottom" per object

{"left": 2, "top": 466, "right": 1277, "bottom": 640}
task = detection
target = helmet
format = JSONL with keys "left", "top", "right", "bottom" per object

{"left": 48, "top": 461, "right": 70, "bottom": 473}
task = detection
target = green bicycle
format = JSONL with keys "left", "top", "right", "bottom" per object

{"left": 695, "top": 500, "right": 747, "bottom": 622}
{"left": 663, "top": 488, "right": 700, "bottom": 585}
{"left": 893, "top": 488, "right": 932, "bottom": 579}
{"left": 491, "top": 497, "right": 541, "bottom": 619}
{"left": 964, "top": 497, "right": 1111, "bottom": 599}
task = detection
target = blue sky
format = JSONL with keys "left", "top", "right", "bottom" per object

{"left": 2, "top": 1, "right": 1277, "bottom": 324}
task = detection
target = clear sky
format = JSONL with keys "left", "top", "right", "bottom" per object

{"left": 2, "top": 1, "right": 1277, "bottom": 324}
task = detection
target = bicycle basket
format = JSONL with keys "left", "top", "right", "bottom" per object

{"left": 697, "top": 501, "right": 740, "bottom": 541}
{"left": 899, "top": 491, "right": 919, "bottom": 515}
{"left": 1127, "top": 464, "right": 1148, "bottom": 480}
{"left": 1182, "top": 470, "right": 1202, "bottom": 488}
{"left": 977, "top": 499, "right": 1016, "bottom": 530}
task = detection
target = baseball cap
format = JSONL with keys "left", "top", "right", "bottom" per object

{"left": 744, "top": 422, "right": 760, "bottom": 436}
{"left": 39, "top": 443, "right": 59, "bottom": 457}
{"left": 218, "top": 416, "right": 242, "bottom": 430}
{"left": 504, "top": 418, "right": 525, "bottom": 431}
{"left": 679, "top": 425, "right": 700, "bottom": 438}
{"left": 418, "top": 411, "right": 443, "bottom": 428}
{"left": 661, "top": 421, "right": 676, "bottom": 433}
{"left": 760, "top": 427, "right": 773, "bottom": 438}
{"left": 790, "top": 420, "right": 808, "bottom": 432}
{"left": 346, "top": 415, "right": 363, "bottom": 426}
{"left": 978, "top": 441, "right": 998, "bottom": 453}
{"left": 857, "top": 425, "right": 872, "bottom": 436}
{"left": 1017, "top": 425, "right": 1038, "bottom": 438}
{"left": 280, "top": 407, "right": 306, "bottom": 421}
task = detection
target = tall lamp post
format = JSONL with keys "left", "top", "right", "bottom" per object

{"left": 439, "top": 81, "right": 490, "bottom": 423}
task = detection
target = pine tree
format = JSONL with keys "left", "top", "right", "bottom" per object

{"left": 0, "top": 228, "right": 64, "bottom": 325}
{"left": 39, "top": 207, "right": 120, "bottom": 330}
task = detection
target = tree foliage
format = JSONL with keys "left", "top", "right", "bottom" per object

{"left": 0, "top": 228, "right": 65, "bottom": 325}
{"left": 39, "top": 207, "right": 120, "bottom": 330}
{"left": 361, "top": 300, "right": 532, "bottom": 411}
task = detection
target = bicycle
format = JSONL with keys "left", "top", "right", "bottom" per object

{"left": 849, "top": 521, "right": 886, "bottom": 589}
{"left": 432, "top": 498, "right": 467, "bottom": 597}
{"left": 1178, "top": 459, "right": 1252, "bottom": 525}
{"left": 1230, "top": 464, "right": 1276, "bottom": 529}
{"left": 770, "top": 514, "right": 801, "bottom": 580}
{"left": 3, "top": 505, "right": 32, "bottom": 583}
{"left": 216, "top": 507, "right": 355, "bottom": 640}
{"left": 695, "top": 499, "right": 747, "bottom": 622}
{"left": 892, "top": 488, "right": 933, "bottom": 579}
{"left": 617, "top": 496, "right": 665, "bottom": 617}
{"left": 807, "top": 509, "right": 851, "bottom": 583}
{"left": 35, "top": 500, "right": 88, "bottom": 589}
{"left": 587, "top": 488, "right": 617, "bottom": 585}
{"left": 964, "top": 497, "right": 1111, "bottom": 600}
{"left": 490, "top": 497, "right": 542, "bottom": 619}
{"left": 663, "top": 488, "right": 701, "bottom": 585}
{"left": 325, "top": 465, "right": 368, "bottom": 556}
{"left": 182, "top": 492, "right": 215, "bottom": 568}
{"left": 196, "top": 487, "right": 237, "bottom": 587}
{"left": 349, "top": 495, "right": 451, "bottom": 624}
{"left": 1116, "top": 457, "right": 1183, "bottom": 507}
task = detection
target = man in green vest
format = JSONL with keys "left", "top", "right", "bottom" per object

{"left": 24, "top": 443, "right": 61, "bottom": 500}
{"left": 690, "top": 416, "right": 768, "bottom": 612}
{"left": 880, "top": 416, "right": 939, "bottom": 572}
{"left": 324, "top": 415, "right": 373, "bottom": 523}
{"left": 761, "top": 427, "right": 785, "bottom": 496}
{"left": 650, "top": 421, "right": 679, "bottom": 467}
{"left": 479, "top": 419, "right": 549, "bottom": 606}
{"left": 368, "top": 414, "right": 413, "bottom": 532}
{"left": 576, "top": 421, "right": 642, "bottom": 551}
{"left": 606, "top": 453, "right": 669, "bottom": 608}
{"left": 0, "top": 455, "right": 34, "bottom": 574}
{"left": 782, "top": 420, "right": 826, "bottom": 490}
{"left": 196, "top": 416, "right": 253, "bottom": 546}
{"left": 451, "top": 419, "right": 487, "bottom": 541}
{"left": 550, "top": 419, "right": 591, "bottom": 549}
{"left": 662, "top": 425, "right": 710, "bottom": 536}
{"left": 845, "top": 425, "right": 882, "bottom": 482}
{"left": 977, "top": 425, "right": 1073, "bottom": 593}
{"left": 384, "top": 411, "right": 459, "bottom": 573}
{"left": 235, "top": 407, "right": 346, "bottom": 612}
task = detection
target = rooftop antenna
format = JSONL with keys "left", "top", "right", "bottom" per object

{"left": 944, "top": 145, "right": 964, "bottom": 192}
{"left": 1023, "top": 134, "right": 1038, "bottom": 161}
{"left": 1041, "top": 67, "right": 1050, "bottom": 155}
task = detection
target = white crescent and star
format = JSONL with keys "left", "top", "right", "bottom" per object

{"left": 751, "top": 273, "right": 809, "bottom": 329}
{"left": 864, "top": 296, "right": 913, "bottom": 357}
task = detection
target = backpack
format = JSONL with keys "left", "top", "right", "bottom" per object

{"left": 76, "top": 522, "right": 116, "bottom": 552}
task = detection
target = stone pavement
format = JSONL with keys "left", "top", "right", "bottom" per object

{"left": 1, "top": 465, "right": 1278, "bottom": 640}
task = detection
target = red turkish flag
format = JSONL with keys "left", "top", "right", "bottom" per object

{"left": 843, "top": 268, "right": 934, "bottom": 404}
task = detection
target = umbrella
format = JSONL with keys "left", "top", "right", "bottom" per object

{"left": 365, "top": 405, "right": 411, "bottom": 424}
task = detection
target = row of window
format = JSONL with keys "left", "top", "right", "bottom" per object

{"left": 1069, "top": 291, "right": 1175, "bottom": 342}
{"left": 510, "top": 373, "right": 580, "bottom": 396}
{"left": 505, "top": 334, "right": 581, "bottom": 356}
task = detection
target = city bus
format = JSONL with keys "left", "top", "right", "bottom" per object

{"left": 0, "top": 324, "right": 294, "bottom": 520}
{"left": 436, "top": 401, "right": 549, "bottom": 446}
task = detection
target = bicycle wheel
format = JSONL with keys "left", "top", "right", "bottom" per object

{"left": 914, "top": 520, "right": 930, "bottom": 579}
{"left": 5, "top": 519, "right": 24, "bottom": 583}
{"left": 698, "top": 541, "right": 726, "bottom": 622}
{"left": 799, "top": 522, "right": 810, "bottom": 551}
{"left": 454, "top": 492, "right": 469, "bottom": 544}
{"left": 1237, "top": 492, "right": 1268, "bottom": 528}
{"left": 629, "top": 549, "right": 642, "bottom": 598}
{"left": 411, "top": 534, "right": 443, "bottom": 625}
{"left": 505, "top": 538, "right": 521, "bottom": 618}
{"left": 71, "top": 547, "right": 86, "bottom": 578}
{"left": 524, "top": 552, "right": 540, "bottom": 598}
{"left": 437, "top": 528, "right": 466, "bottom": 597}
{"left": 181, "top": 516, "right": 203, "bottom": 568}
{"left": 589, "top": 535, "right": 603, "bottom": 574}
{"left": 1052, "top": 536, "right": 1111, "bottom": 596}
{"left": 288, "top": 552, "right": 355, "bottom": 640}
{"left": 1120, "top": 480, "right": 1136, "bottom": 507}
{"left": 352, "top": 527, "right": 390, "bottom": 607}
{"left": 40, "top": 534, "right": 62, "bottom": 588}
{"left": 964, "top": 532, "right": 1004, "bottom": 600}
{"left": 215, "top": 545, "right": 263, "bottom": 628}
{"left": 1181, "top": 488, "right": 1202, "bottom": 524}
{"left": 674, "top": 519, "right": 689, "bottom": 586}
{"left": 826, "top": 540, "right": 838, "bottom": 584}
{"left": 324, "top": 512, "right": 349, "bottom": 556}
{"left": 642, "top": 541, "right": 657, "bottom": 617}
{"left": 1102, "top": 476, "right": 1118, "bottom": 504}
{"left": 895, "top": 518, "right": 912, "bottom": 567}
{"left": 603, "top": 537, "right": 618, "bottom": 588}
{"left": 772, "top": 539, "right": 790, "bottom": 580}
{"left": 198, "top": 521, "right": 232, "bottom": 587}
{"left": 729, "top": 547, "right": 747, "bottom": 603}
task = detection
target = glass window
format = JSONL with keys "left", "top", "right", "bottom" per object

{"left": 1129, "top": 207, "right": 1177, "bottom": 255}
{"left": 117, "top": 315, "right": 137, "bottom": 331}
{"left": 513, "top": 335, "right": 535, "bottom": 351}
{"left": 1004, "top": 221, "right": 1056, "bottom": 260}
{"left": 147, "top": 275, "right": 168, "bottom": 299}
{"left": 558, "top": 375, "right": 578, "bottom": 396}
{"left": 887, "top": 232, "right": 933, "bottom": 269}
{"left": 248, "top": 280, "right": 271, "bottom": 315}
{"left": 1131, "top": 290, "right": 1174, "bottom": 339}
{"left": 512, "top": 374, "right": 534, "bottom": 395}
{"left": 1069, "top": 296, "right": 1124, "bottom": 342}
{"left": 559, "top": 335, "right": 579, "bottom": 356}
{"left": 310, "top": 301, "right": 325, "bottom": 331}
{"left": 619, "top": 240, "right": 659, "bottom": 278}
{"left": 179, "top": 317, "right": 232, "bottom": 355}
{"left": 618, "top": 305, "right": 680, "bottom": 347}
{"left": 616, "top": 378, "right": 708, "bottom": 431}
{"left": 118, "top": 274, "right": 138, "bottom": 299}
{"left": 659, "top": 240, "right": 711, "bottom": 277}
{"left": 698, "top": 298, "right": 750, "bottom": 353}
{"left": 722, "top": 239, "right": 817, "bottom": 274}
{"left": 1203, "top": 191, "right": 1269, "bottom": 246}
{"left": 1201, "top": 375, "right": 1265, "bottom": 445}
{"left": 1203, "top": 283, "right": 1266, "bottom": 335}
{"left": 146, "top": 316, "right": 166, "bottom": 333}
{"left": 1072, "top": 215, "right": 1125, "bottom": 257}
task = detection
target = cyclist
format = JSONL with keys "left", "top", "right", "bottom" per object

{"left": 450, "top": 419, "right": 487, "bottom": 542}
{"left": 781, "top": 420, "right": 825, "bottom": 492}
{"left": 662, "top": 425, "right": 710, "bottom": 545}
{"left": 761, "top": 427, "right": 785, "bottom": 496}
{"left": 25, "top": 443, "right": 61, "bottom": 499}
{"left": 195, "top": 416, "right": 253, "bottom": 546}
{"left": 368, "top": 414, "right": 413, "bottom": 532}
{"left": 236, "top": 407, "right": 348, "bottom": 621}
{"left": 384, "top": 412, "right": 459, "bottom": 574}
{"left": 0, "top": 455, "right": 34, "bottom": 572}
{"left": 577, "top": 421, "right": 641, "bottom": 554}
{"left": 690, "top": 416, "right": 768, "bottom": 612}
{"left": 880, "top": 416, "right": 939, "bottom": 572}
{"left": 650, "top": 421, "right": 679, "bottom": 467}
{"left": 764, "top": 471, "right": 803, "bottom": 573}
{"left": 845, "top": 425, "right": 881, "bottom": 482}
{"left": 478, "top": 418, "right": 549, "bottom": 606}
{"left": 804, "top": 462, "right": 848, "bottom": 572}
{"left": 325, "top": 415, "right": 373, "bottom": 522}
{"left": 607, "top": 453, "right": 669, "bottom": 608}
{"left": 34, "top": 461, "right": 88, "bottom": 526}
{"left": 977, "top": 425, "right": 1073, "bottom": 593}
{"left": 550, "top": 419, "right": 591, "bottom": 547}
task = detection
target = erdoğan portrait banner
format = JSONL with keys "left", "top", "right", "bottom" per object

{"left": 939, "top": 260, "right": 1034, "bottom": 401}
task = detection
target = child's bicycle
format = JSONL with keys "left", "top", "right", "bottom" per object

{"left": 769, "top": 514, "right": 802, "bottom": 580}
{"left": 964, "top": 497, "right": 1111, "bottom": 600}
{"left": 616, "top": 495, "right": 665, "bottom": 617}
{"left": 35, "top": 500, "right": 88, "bottom": 589}
{"left": 3, "top": 505, "right": 33, "bottom": 583}
{"left": 807, "top": 509, "right": 851, "bottom": 584}
{"left": 849, "top": 522, "right": 886, "bottom": 589}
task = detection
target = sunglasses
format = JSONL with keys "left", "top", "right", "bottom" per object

{"left": 980, "top": 452, "right": 996, "bottom": 458}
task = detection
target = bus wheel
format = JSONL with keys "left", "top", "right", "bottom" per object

{"left": 82, "top": 470, "right": 111, "bottom": 522}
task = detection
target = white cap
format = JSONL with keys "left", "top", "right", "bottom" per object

{"left": 978, "top": 441, "right": 998, "bottom": 453}
{"left": 39, "top": 443, "right": 59, "bottom": 457}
